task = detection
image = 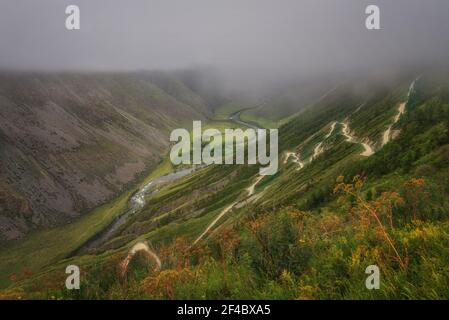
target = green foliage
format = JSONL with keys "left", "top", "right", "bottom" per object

{"left": 3, "top": 72, "right": 449, "bottom": 300}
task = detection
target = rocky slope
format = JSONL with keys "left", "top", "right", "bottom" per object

{"left": 0, "top": 71, "right": 211, "bottom": 241}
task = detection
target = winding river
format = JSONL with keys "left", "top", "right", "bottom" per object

{"left": 75, "top": 108, "right": 264, "bottom": 257}
{"left": 72, "top": 166, "right": 198, "bottom": 255}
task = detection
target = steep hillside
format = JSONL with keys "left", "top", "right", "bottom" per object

{"left": 1, "top": 70, "right": 449, "bottom": 300}
{"left": 0, "top": 72, "right": 210, "bottom": 241}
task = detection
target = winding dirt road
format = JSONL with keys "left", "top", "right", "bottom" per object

{"left": 382, "top": 102, "right": 406, "bottom": 146}
{"left": 193, "top": 175, "right": 263, "bottom": 245}
{"left": 118, "top": 80, "right": 418, "bottom": 273}
{"left": 284, "top": 152, "right": 304, "bottom": 170}
{"left": 312, "top": 122, "right": 338, "bottom": 160}
{"left": 381, "top": 78, "right": 419, "bottom": 147}
{"left": 326, "top": 122, "right": 337, "bottom": 139}
{"left": 119, "top": 241, "right": 161, "bottom": 277}
{"left": 341, "top": 122, "right": 374, "bottom": 157}
{"left": 312, "top": 142, "right": 324, "bottom": 160}
{"left": 246, "top": 175, "right": 264, "bottom": 195}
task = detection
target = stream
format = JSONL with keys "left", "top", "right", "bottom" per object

{"left": 72, "top": 166, "right": 198, "bottom": 255}
{"left": 77, "top": 109, "right": 262, "bottom": 256}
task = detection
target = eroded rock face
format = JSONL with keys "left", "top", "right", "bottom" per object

{"left": 0, "top": 72, "right": 210, "bottom": 240}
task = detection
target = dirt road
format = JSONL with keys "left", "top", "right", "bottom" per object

{"left": 119, "top": 241, "right": 162, "bottom": 277}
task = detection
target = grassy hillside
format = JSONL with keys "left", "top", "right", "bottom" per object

{"left": 1, "top": 70, "right": 449, "bottom": 299}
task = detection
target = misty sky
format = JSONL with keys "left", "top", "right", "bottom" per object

{"left": 1, "top": 0, "right": 449, "bottom": 78}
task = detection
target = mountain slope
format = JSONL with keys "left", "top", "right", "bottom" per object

{"left": 1, "top": 70, "right": 449, "bottom": 299}
{"left": 0, "top": 72, "right": 210, "bottom": 241}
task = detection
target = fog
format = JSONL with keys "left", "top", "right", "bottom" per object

{"left": 1, "top": 0, "right": 449, "bottom": 85}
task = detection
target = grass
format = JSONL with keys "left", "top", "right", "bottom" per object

{"left": 0, "top": 157, "right": 174, "bottom": 288}
{"left": 213, "top": 101, "right": 252, "bottom": 121}
{"left": 0, "top": 121, "right": 255, "bottom": 288}
{"left": 18, "top": 185, "right": 243, "bottom": 289}
{"left": 239, "top": 111, "right": 279, "bottom": 129}
{"left": 200, "top": 120, "right": 243, "bottom": 132}
{"left": 4, "top": 73, "right": 449, "bottom": 299}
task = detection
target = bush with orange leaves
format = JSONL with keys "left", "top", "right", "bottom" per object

{"left": 216, "top": 227, "right": 240, "bottom": 263}
{"left": 9, "top": 267, "right": 33, "bottom": 284}
{"left": 403, "top": 178, "right": 428, "bottom": 221}
{"left": 140, "top": 228, "right": 239, "bottom": 299}
{"left": 0, "top": 288, "right": 24, "bottom": 300}
{"left": 246, "top": 208, "right": 313, "bottom": 277}
{"left": 334, "top": 175, "right": 407, "bottom": 269}
{"left": 159, "top": 236, "right": 210, "bottom": 270}
{"left": 140, "top": 268, "right": 196, "bottom": 299}
{"left": 215, "top": 227, "right": 240, "bottom": 293}
{"left": 319, "top": 214, "right": 343, "bottom": 237}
